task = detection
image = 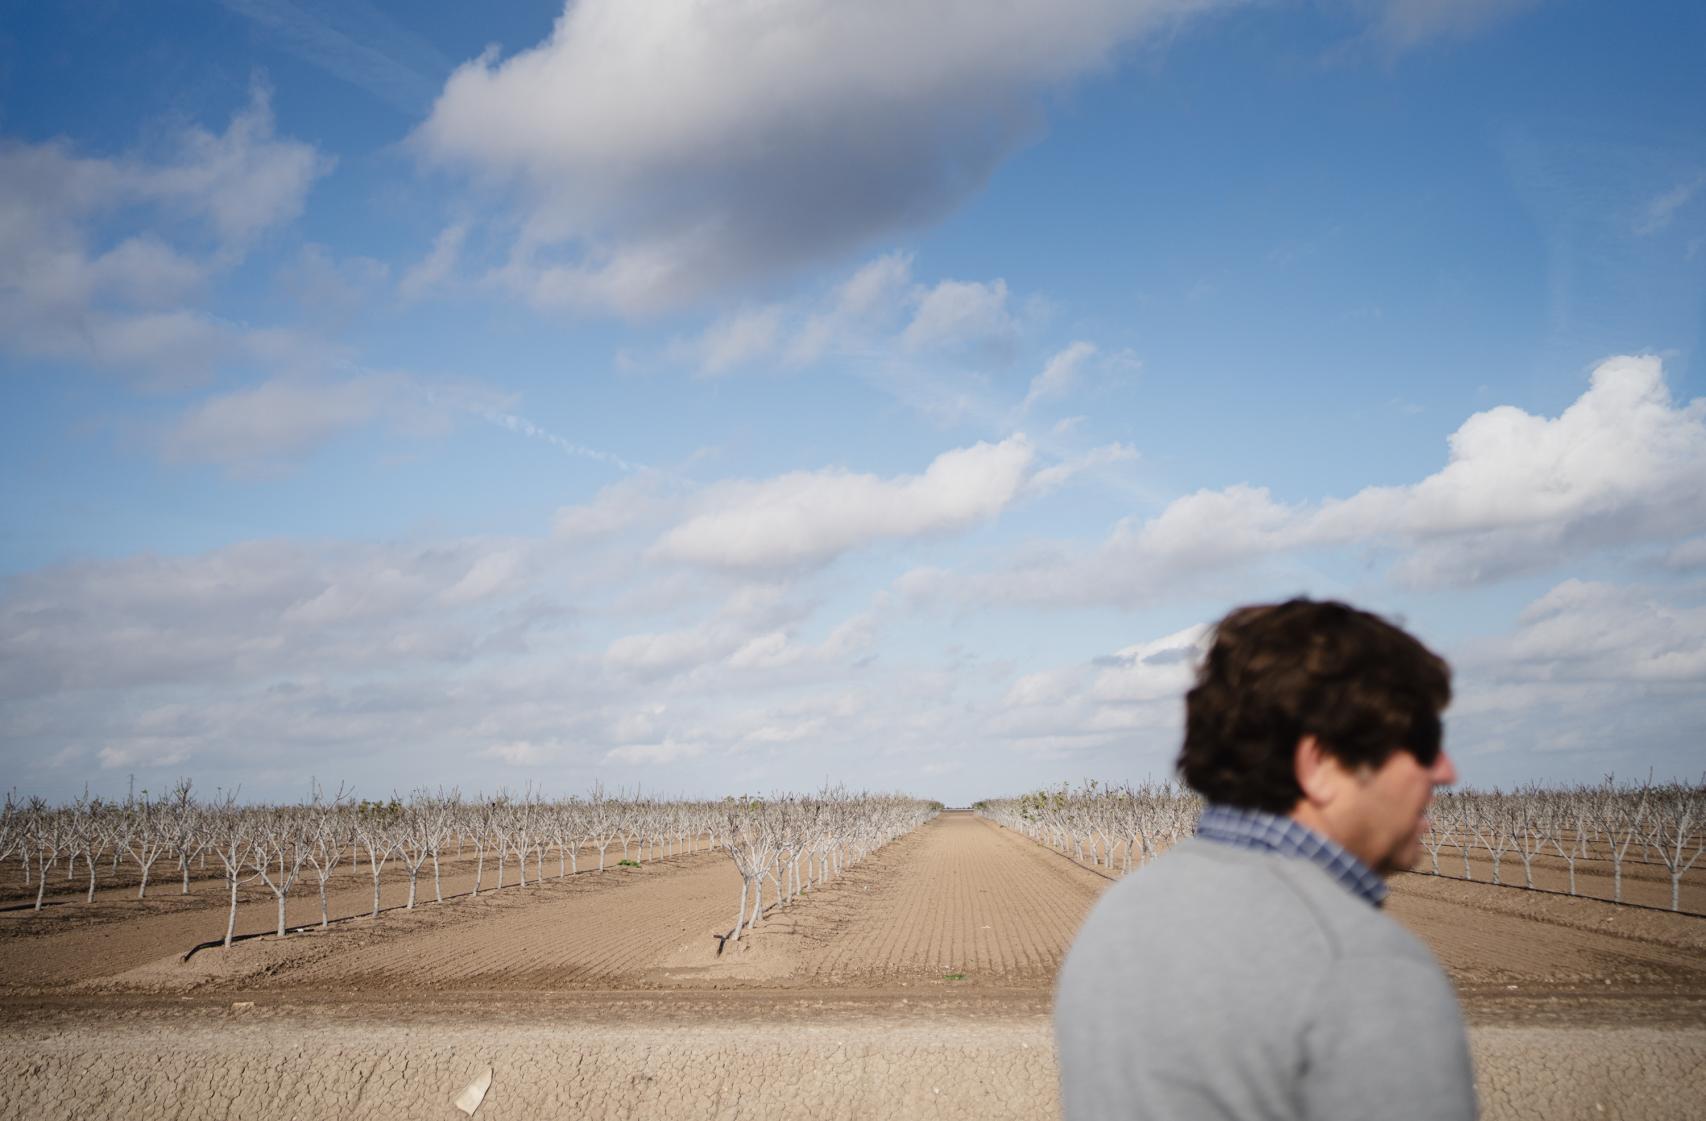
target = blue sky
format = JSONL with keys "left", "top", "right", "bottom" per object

{"left": 2, "top": 0, "right": 1703, "bottom": 804}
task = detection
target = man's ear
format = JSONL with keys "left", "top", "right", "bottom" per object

{"left": 1294, "top": 734, "right": 1339, "bottom": 808}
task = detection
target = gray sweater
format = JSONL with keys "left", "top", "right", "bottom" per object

{"left": 1055, "top": 838, "right": 1476, "bottom": 1121}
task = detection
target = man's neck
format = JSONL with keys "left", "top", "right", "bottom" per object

{"left": 1289, "top": 802, "right": 1378, "bottom": 876}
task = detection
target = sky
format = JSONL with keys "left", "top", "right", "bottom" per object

{"left": 1, "top": 0, "right": 1703, "bottom": 805}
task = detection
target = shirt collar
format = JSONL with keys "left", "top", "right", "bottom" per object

{"left": 1195, "top": 803, "right": 1389, "bottom": 908}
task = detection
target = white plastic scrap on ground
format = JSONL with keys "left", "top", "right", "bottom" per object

{"left": 453, "top": 1067, "right": 492, "bottom": 1116}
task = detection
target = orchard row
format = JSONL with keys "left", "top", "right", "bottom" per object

{"left": 0, "top": 784, "right": 937, "bottom": 947}
{"left": 979, "top": 778, "right": 1706, "bottom": 912}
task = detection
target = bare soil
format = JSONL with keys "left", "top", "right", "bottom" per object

{"left": 1, "top": 812, "right": 1702, "bottom": 1120}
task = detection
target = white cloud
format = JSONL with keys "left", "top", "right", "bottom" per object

{"left": 440, "top": 551, "right": 527, "bottom": 606}
{"left": 724, "top": 609, "right": 879, "bottom": 672}
{"left": 1028, "top": 441, "right": 1139, "bottom": 495}
{"left": 1088, "top": 624, "right": 1212, "bottom": 704}
{"left": 98, "top": 742, "right": 192, "bottom": 770}
{"left": 678, "top": 305, "right": 786, "bottom": 377}
{"left": 0, "top": 88, "right": 330, "bottom": 385}
{"left": 554, "top": 475, "right": 682, "bottom": 541}
{"left": 134, "top": 87, "right": 331, "bottom": 249}
{"left": 903, "top": 278, "right": 1015, "bottom": 354}
{"left": 605, "top": 626, "right": 732, "bottom": 677}
{"left": 1022, "top": 340, "right": 1096, "bottom": 410}
{"left": 1444, "top": 581, "right": 1706, "bottom": 775}
{"left": 414, "top": 0, "right": 1223, "bottom": 314}
{"left": 599, "top": 584, "right": 854, "bottom": 680}
{"left": 280, "top": 244, "right": 391, "bottom": 322}
{"left": 159, "top": 372, "right": 425, "bottom": 469}
{"left": 743, "top": 716, "right": 830, "bottom": 746}
{"left": 783, "top": 253, "right": 913, "bottom": 366}
{"left": 1634, "top": 173, "right": 1706, "bottom": 237}
{"left": 398, "top": 224, "right": 467, "bottom": 303}
{"left": 653, "top": 435, "right": 1037, "bottom": 571}
{"left": 921, "top": 355, "right": 1706, "bottom": 607}
{"left": 84, "top": 237, "right": 208, "bottom": 307}
{"left": 0, "top": 538, "right": 542, "bottom": 699}
{"left": 605, "top": 739, "right": 705, "bottom": 765}
{"left": 987, "top": 623, "right": 1208, "bottom": 753}
{"left": 1354, "top": 0, "right": 1542, "bottom": 52}
{"left": 834, "top": 251, "right": 917, "bottom": 320}
{"left": 1663, "top": 537, "right": 1706, "bottom": 571}
{"left": 479, "top": 740, "right": 560, "bottom": 767}
{"left": 1306, "top": 355, "right": 1706, "bottom": 584}
{"left": 1481, "top": 580, "right": 1706, "bottom": 687}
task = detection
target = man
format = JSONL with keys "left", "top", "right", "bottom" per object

{"left": 1055, "top": 598, "right": 1476, "bottom": 1121}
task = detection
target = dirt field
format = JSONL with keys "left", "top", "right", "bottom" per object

{"left": 2, "top": 812, "right": 1703, "bottom": 1120}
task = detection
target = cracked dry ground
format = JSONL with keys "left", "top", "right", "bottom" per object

{"left": 2, "top": 813, "right": 1703, "bottom": 1120}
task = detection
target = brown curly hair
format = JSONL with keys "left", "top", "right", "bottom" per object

{"left": 1178, "top": 598, "right": 1451, "bottom": 813}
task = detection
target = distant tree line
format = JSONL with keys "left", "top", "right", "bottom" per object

{"left": 979, "top": 777, "right": 1706, "bottom": 912}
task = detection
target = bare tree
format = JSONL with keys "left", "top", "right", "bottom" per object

{"left": 26, "top": 799, "right": 69, "bottom": 912}
{"left": 353, "top": 799, "right": 401, "bottom": 919}
{"left": 1652, "top": 783, "right": 1706, "bottom": 912}
{"left": 120, "top": 786, "right": 174, "bottom": 900}
{"left": 1598, "top": 779, "right": 1647, "bottom": 904}
{"left": 171, "top": 781, "right": 209, "bottom": 895}
{"left": 303, "top": 788, "right": 351, "bottom": 929}
{"left": 251, "top": 809, "right": 313, "bottom": 938}
{"left": 207, "top": 796, "right": 264, "bottom": 948}
{"left": 723, "top": 799, "right": 776, "bottom": 943}
{"left": 394, "top": 791, "right": 453, "bottom": 909}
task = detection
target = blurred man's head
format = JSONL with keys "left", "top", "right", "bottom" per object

{"left": 1178, "top": 598, "right": 1457, "bottom": 873}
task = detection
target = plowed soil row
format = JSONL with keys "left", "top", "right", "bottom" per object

{"left": 747, "top": 812, "right": 1106, "bottom": 984}
{"left": 0, "top": 843, "right": 710, "bottom": 991}
{"left": 1388, "top": 876, "right": 1706, "bottom": 992}
{"left": 278, "top": 849, "right": 742, "bottom": 991}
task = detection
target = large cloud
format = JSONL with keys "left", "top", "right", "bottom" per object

{"left": 1305, "top": 355, "right": 1706, "bottom": 584}
{"left": 912, "top": 355, "right": 1706, "bottom": 606}
{"left": 414, "top": 0, "right": 1220, "bottom": 314}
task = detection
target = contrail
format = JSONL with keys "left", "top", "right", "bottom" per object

{"left": 423, "top": 388, "right": 645, "bottom": 473}
{"left": 476, "top": 407, "right": 644, "bottom": 473}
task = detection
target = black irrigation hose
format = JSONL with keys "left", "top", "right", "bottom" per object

{"left": 0, "top": 899, "right": 69, "bottom": 913}
{"left": 1395, "top": 869, "right": 1706, "bottom": 920}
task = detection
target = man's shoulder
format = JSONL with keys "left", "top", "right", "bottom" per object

{"left": 1071, "top": 838, "right": 1425, "bottom": 963}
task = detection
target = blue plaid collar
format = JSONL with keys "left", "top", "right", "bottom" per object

{"left": 1196, "top": 804, "right": 1388, "bottom": 908}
